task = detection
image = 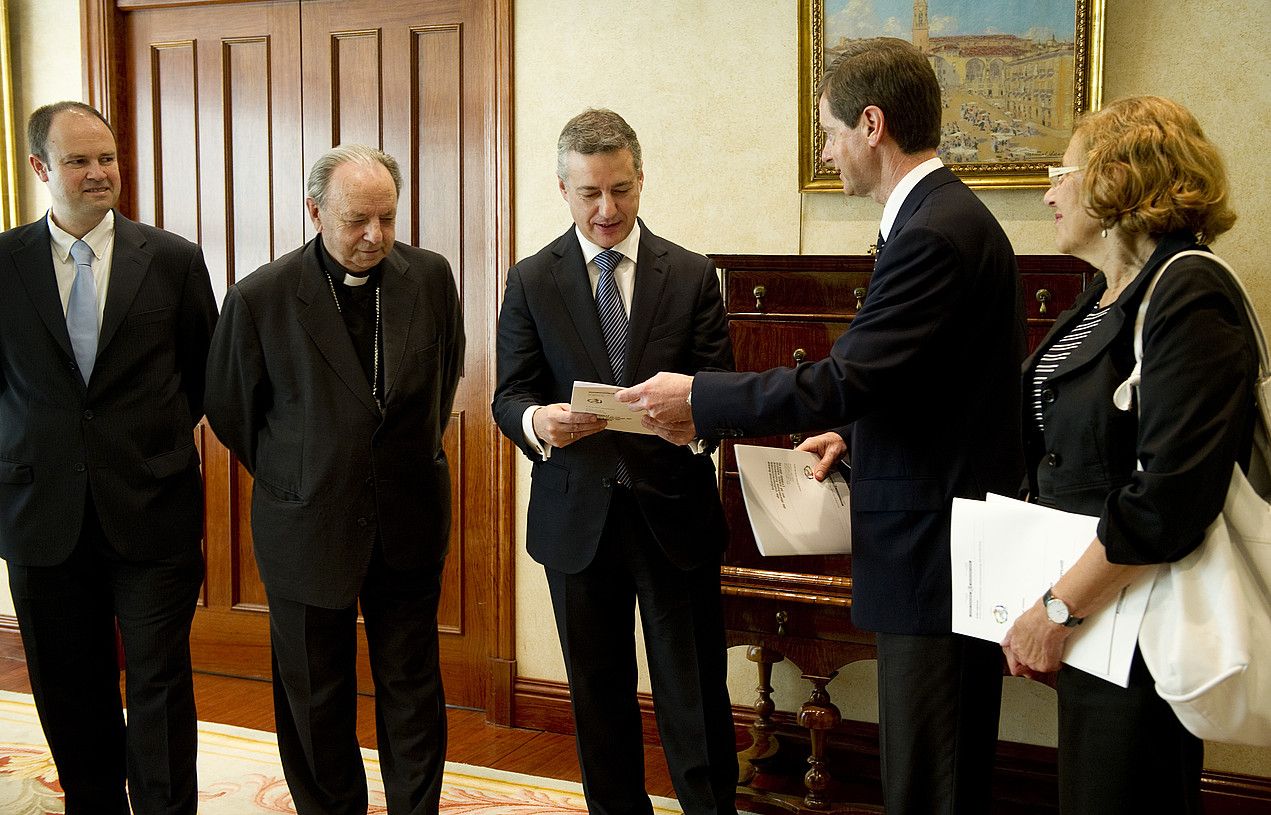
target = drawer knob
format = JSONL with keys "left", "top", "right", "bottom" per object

{"left": 790, "top": 432, "right": 804, "bottom": 447}
{"left": 1036, "top": 288, "right": 1052, "bottom": 316}
{"left": 753, "top": 285, "right": 766, "bottom": 311}
{"left": 853, "top": 286, "right": 867, "bottom": 310}
{"left": 775, "top": 610, "right": 788, "bottom": 636}
{"left": 792, "top": 348, "right": 807, "bottom": 365}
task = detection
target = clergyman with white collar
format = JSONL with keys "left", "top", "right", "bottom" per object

{"left": 204, "top": 144, "right": 464, "bottom": 815}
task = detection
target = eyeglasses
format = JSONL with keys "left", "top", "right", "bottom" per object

{"left": 1048, "top": 165, "right": 1083, "bottom": 188}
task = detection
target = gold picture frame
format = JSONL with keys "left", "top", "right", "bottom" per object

{"left": 800, "top": 0, "right": 1104, "bottom": 191}
{"left": 0, "top": 0, "right": 20, "bottom": 228}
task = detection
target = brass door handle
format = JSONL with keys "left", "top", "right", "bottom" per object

{"left": 1036, "top": 288, "right": 1052, "bottom": 315}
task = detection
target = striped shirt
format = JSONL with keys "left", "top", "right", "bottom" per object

{"left": 1031, "top": 301, "right": 1112, "bottom": 430}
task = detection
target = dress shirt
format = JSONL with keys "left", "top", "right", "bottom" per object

{"left": 878, "top": 156, "right": 943, "bottom": 241}
{"left": 522, "top": 223, "right": 642, "bottom": 459}
{"left": 48, "top": 209, "right": 116, "bottom": 325}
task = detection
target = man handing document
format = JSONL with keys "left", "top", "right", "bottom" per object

{"left": 618, "top": 39, "right": 1025, "bottom": 815}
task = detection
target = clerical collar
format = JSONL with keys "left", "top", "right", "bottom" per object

{"left": 315, "top": 236, "right": 382, "bottom": 287}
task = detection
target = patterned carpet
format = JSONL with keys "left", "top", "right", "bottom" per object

{"left": 0, "top": 690, "right": 683, "bottom": 814}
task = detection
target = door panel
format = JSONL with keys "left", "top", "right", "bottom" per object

{"left": 119, "top": 0, "right": 504, "bottom": 710}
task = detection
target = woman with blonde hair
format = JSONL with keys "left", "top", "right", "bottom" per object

{"left": 1002, "top": 96, "right": 1256, "bottom": 812}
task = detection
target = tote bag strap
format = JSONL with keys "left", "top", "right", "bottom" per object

{"left": 1113, "top": 250, "right": 1271, "bottom": 429}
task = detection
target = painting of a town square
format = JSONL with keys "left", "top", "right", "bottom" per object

{"left": 805, "top": 0, "right": 1100, "bottom": 188}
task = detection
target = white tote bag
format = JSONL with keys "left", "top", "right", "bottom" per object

{"left": 1114, "top": 250, "right": 1271, "bottom": 746}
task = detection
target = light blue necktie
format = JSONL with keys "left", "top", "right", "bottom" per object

{"left": 67, "top": 239, "right": 99, "bottom": 384}
{"left": 593, "top": 249, "right": 631, "bottom": 485}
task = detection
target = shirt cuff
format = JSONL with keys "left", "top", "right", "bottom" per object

{"left": 521, "top": 405, "right": 552, "bottom": 461}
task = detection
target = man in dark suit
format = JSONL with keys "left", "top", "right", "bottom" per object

{"left": 492, "top": 109, "right": 737, "bottom": 815}
{"left": 620, "top": 39, "right": 1025, "bottom": 814}
{"left": 204, "top": 144, "right": 464, "bottom": 815}
{"left": 0, "top": 101, "right": 218, "bottom": 814}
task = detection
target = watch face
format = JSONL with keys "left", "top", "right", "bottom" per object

{"left": 1045, "top": 598, "right": 1069, "bottom": 625}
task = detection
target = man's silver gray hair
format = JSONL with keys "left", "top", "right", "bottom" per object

{"left": 306, "top": 144, "right": 403, "bottom": 207}
{"left": 555, "top": 108, "right": 642, "bottom": 181}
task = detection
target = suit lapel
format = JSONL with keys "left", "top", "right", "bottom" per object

{"left": 296, "top": 240, "right": 381, "bottom": 416}
{"left": 1042, "top": 289, "right": 1126, "bottom": 380}
{"left": 548, "top": 229, "right": 613, "bottom": 383}
{"left": 624, "top": 224, "right": 669, "bottom": 383}
{"left": 98, "top": 214, "right": 151, "bottom": 357}
{"left": 10, "top": 220, "right": 75, "bottom": 363}
{"left": 379, "top": 249, "right": 420, "bottom": 404}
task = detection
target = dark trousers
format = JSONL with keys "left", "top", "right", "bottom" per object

{"left": 875, "top": 631, "right": 1003, "bottom": 815}
{"left": 1058, "top": 648, "right": 1202, "bottom": 814}
{"left": 544, "top": 487, "right": 737, "bottom": 815}
{"left": 267, "top": 545, "right": 447, "bottom": 815}
{"left": 7, "top": 494, "right": 202, "bottom": 815}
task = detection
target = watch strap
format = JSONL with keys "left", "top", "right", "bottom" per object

{"left": 1044, "top": 587, "right": 1084, "bottom": 627}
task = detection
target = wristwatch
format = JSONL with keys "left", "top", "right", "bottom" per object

{"left": 1043, "top": 588, "right": 1084, "bottom": 627}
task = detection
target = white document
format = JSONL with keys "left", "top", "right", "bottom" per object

{"left": 734, "top": 444, "right": 852, "bottom": 556}
{"left": 951, "top": 495, "right": 1153, "bottom": 687}
{"left": 568, "top": 381, "right": 658, "bottom": 435}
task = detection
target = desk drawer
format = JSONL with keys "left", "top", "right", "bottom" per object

{"left": 726, "top": 270, "right": 871, "bottom": 317}
{"left": 729, "top": 319, "right": 848, "bottom": 371}
{"left": 722, "top": 591, "right": 871, "bottom": 651}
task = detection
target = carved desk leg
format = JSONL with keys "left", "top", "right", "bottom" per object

{"left": 737, "top": 645, "right": 784, "bottom": 783}
{"left": 796, "top": 671, "right": 841, "bottom": 810}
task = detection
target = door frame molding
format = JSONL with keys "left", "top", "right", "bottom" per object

{"left": 80, "top": 0, "right": 519, "bottom": 725}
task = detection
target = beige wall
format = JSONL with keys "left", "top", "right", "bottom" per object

{"left": 9, "top": 0, "right": 80, "bottom": 223}
{"left": 513, "top": 0, "right": 1271, "bottom": 776}
{"left": 4, "top": 0, "right": 1267, "bottom": 778}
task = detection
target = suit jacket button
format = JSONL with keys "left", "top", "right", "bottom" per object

{"left": 1046, "top": 452, "right": 1061, "bottom": 467}
{"left": 1041, "top": 388, "right": 1056, "bottom": 404}
{"left": 74, "top": 463, "right": 86, "bottom": 472}
{"left": 601, "top": 477, "right": 613, "bottom": 488}
{"left": 83, "top": 410, "right": 94, "bottom": 420}
{"left": 357, "top": 517, "right": 369, "bottom": 528}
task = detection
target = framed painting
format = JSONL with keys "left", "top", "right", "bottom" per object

{"left": 799, "top": 0, "right": 1104, "bottom": 190}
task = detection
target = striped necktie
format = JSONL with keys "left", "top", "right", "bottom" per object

{"left": 67, "top": 239, "right": 99, "bottom": 384}
{"left": 594, "top": 249, "right": 627, "bottom": 385}
{"left": 593, "top": 248, "right": 631, "bottom": 486}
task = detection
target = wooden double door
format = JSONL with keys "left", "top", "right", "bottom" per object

{"left": 91, "top": 0, "right": 512, "bottom": 712}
